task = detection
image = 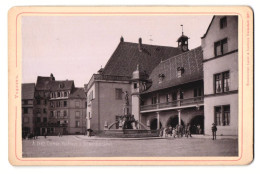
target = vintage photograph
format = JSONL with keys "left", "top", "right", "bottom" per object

{"left": 20, "top": 14, "right": 239, "bottom": 158}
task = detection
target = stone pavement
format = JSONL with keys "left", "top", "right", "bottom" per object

{"left": 22, "top": 135, "right": 238, "bottom": 157}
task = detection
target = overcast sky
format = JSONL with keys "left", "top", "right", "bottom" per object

{"left": 22, "top": 15, "right": 213, "bottom": 87}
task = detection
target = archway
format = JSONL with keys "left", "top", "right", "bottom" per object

{"left": 150, "top": 118, "right": 162, "bottom": 130}
{"left": 166, "top": 116, "right": 184, "bottom": 128}
{"left": 190, "top": 115, "right": 204, "bottom": 134}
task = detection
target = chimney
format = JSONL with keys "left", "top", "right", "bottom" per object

{"left": 50, "top": 73, "right": 55, "bottom": 81}
{"left": 120, "top": 36, "right": 124, "bottom": 42}
{"left": 138, "top": 37, "right": 142, "bottom": 52}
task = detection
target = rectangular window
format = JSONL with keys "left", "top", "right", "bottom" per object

{"left": 220, "top": 17, "right": 227, "bottom": 29}
{"left": 56, "top": 101, "right": 61, "bottom": 107}
{"left": 152, "top": 96, "right": 157, "bottom": 104}
{"left": 43, "top": 108, "right": 47, "bottom": 114}
{"left": 194, "top": 87, "right": 203, "bottom": 98}
{"left": 215, "top": 73, "right": 222, "bottom": 93}
{"left": 57, "top": 111, "right": 60, "bottom": 117}
{"left": 172, "top": 91, "right": 177, "bottom": 101}
{"left": 23, "top": 100, "right": 28, "bottom": 105}
{"left": 44, "top": 100, "right": 47, "bottom": 105}
{"left": 36, "top": 99, "right": 41, "bottom": 105}
{"left": 23, "top": 108, "right": 28, "bottom": 114}
{"left": 214, "top": 105, "right": 230, "bottom": 126}
{"left": 223, "top": 105, "right": 230, "bottom": 126}
{"left": 88, "top": 91, "right": 94, "bottom": 102}
{"left": 43, "top": 117, "right": 47, "bottom": 123}
{"left": 215, "top": 106, "right": 222, "bottom": 126}
{"left": 57, "top": 92, "right": 61, "bottom": 97}
{"left": 223, "top": 71, "right": 230, "bottom": 92}
{"left": 75, "top": 101, "right": 80, "bottom": 107}
{"left": 50, "top": 111, "right": 54, "bottom": 117}
{"left": 134, "top": 83, "right": 138, "bottom": 89}
{"left": 75, "top": 111, "right": 80, "bottom": 117}
{"left": 63, "top": 110, "right": 67, "bottom": 117}
{"left": 64, "top": 91, "right": 68, "bottom": 97}
{"left": 214, "top": 71, "right": 230, "bottom": 93}
{"left": 75, "top": 121, "right": 80, "bottom": 127}
{"left": 166, "top": 94, "right": 170, "bottom": 103}
{"left": 214, "top": 38, "right": 228, "bottom": 56}
{"left": 115, "top": 88, "right": 123, "bottom": 100}
{"left": 50, "top": 101, "right": 54, "bottom": 108}
{"left": 64, "top": 101, "right": 67, "bottom": 107}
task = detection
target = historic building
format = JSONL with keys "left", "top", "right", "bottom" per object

{"left": 85, "top": 37, "right": 184, "bottom": 132}
{"left": 202, "top": 16, "right": 238, "bottom": 136}
{"left": 22, "top": 83, "right": 35, "bottom": 138}
{"left": 139, "top": 46, "right": 204, "bottom": 133}
{"left": 85, "top": 15, "right": 238, "bottom": 137}
{"left": 26, "top": 74, "right": 87, "bottom": 135}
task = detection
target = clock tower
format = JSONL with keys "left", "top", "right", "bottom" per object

{"left": 177, "top": 25, "right": 189, "bottom": 52}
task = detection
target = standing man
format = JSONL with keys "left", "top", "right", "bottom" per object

{"left": 211, "top": 123, "right": 217, "bottom": 140}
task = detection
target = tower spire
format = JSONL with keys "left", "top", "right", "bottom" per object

{"left": 181, "top": 24, "right": 184, "bottom": 35}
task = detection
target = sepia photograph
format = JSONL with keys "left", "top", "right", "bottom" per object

{"left": 7, "top": 6, "right": 254, "bottom": 166}
{"left": 21, "top": 14, "right": 239, "bottom": 157}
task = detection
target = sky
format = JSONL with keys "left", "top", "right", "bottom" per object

{"left": 22, "top": 15, "right": 213, "bottom": 87}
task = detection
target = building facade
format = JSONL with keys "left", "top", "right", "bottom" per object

{"left": 22, "top": 83, "right": 35, "bottom": 138}
{"left": 202, "top": 16, "right": 238, "bottom": 136}
{"left": 86, "top": 15, "right": 238, "bottom": 137}
{"left": 139, "top": 46, "right": 204, "bottom": 134}
{"left": 23, "top": 74, "right": 87, "bottom": 136}
{"left": 85, "top": 37, "right": 184, "bottom": 132}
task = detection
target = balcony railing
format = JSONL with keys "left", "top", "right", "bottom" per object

{"left": 140, "top": 96, "right": 204, "bottom": 111}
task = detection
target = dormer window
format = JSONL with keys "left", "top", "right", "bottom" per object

{"left": 158, "top": 74, "right": 165, "bottom": 83}
{"left": 177, "top": 67, "right": 184, "bottom": 78}
{"left": 59, "top": 83, "right": 65, "bottom": 88}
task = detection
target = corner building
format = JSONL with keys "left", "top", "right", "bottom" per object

{"left": 202, "top": 16, "right": 238, "bottom": 136}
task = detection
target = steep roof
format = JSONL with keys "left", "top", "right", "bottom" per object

{"left": 69, "top": 87, "right": 86, "bottom": 99}
{"left": 35, "top": 76, "right": 53, "bottom": 90}
{"left": 142, "top": 47, "right": 203, "bottom": 94}
{"left": 22, "top": 83, "right": 35, "bottom": 100}
{"left": 49, "top": 80, "right": 74, "bottom": 91}
{"left": 101, "top": 41, "right": 183, "bottom": 77}
{"left": 35, "top": 76, "right": 74, "bottom": 91}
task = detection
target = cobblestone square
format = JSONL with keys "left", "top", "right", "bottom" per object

{"left": 22, "top": 136, "right": 238, "bottom": 157}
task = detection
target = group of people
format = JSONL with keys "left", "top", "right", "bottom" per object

{"left": 160, "top": 123, "right": 218, "bottom": 140}
{"left": 160, "top": 123, "right": 193, "bottom": 138}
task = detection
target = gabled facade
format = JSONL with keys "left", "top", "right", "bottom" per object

{"left": 32, "top": 74, "right": 87, "bottom": 135}
{"left": 202, "top": 16, "right": 238, "bottom": 136}
{"left": 86, "top": 37, "right": 184, "bottom": 132}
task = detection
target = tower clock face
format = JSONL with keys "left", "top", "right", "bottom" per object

{"left": 182, "top": 45, "right": 188, "bottom": 51}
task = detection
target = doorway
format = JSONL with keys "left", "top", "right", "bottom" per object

{"left": 166, "top": 116, "right": 184, "bottom": 128}
{"left": 190, "top": 115, "right": 204, "bottom": 134}
{"left": 150, "top": 118, "right": 162, "bottom": 130}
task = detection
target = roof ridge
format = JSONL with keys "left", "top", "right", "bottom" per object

{"left": 122, "top": 41, "right": 179, "bottom": 49}
{"left": 160, "top": 46, "right": 202, "bottom": 64}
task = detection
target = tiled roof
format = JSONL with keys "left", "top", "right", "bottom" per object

{"left": 69, "top": 88, "right": 86, "bottom": 99}
{"left": 49, "top": 80, "right": 74, "bottom": 91}
{"left": 142, "top": 47, "right": 203, "bottom": 94}
{"left": 35, "top": 76, "right": 74, "bottom": 91}
{"left": 101, "top": 41, "right": 183, "bottom": 77}
{"left": 22, "top": 83, "right": 35, "bottom": 100}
